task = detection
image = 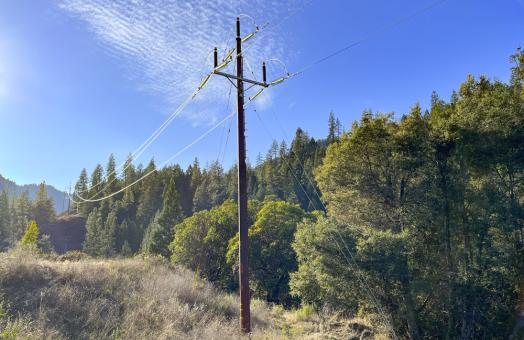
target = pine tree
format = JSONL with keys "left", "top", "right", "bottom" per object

{"left": 121, "top": 240, "right": 132, "bottom": 257}
{"left": 189, "top": 157, "right": 202, "bottom": 194}
{"left": 74, "top": 168, "right": 89, "bottom": 215}
{"left": 101, "top": 208, "right": 117, "bottom": 256}
{"left": 11, "top": 191, "right": 32, "bottom": 245}
{"left": 33, "top": 182, "right": 55, "bottom": 226}
{"left": 21, "top": 220, "right": 39, "bottom": 246}
{"left": 327, "top": 111, "right": 337, "bottom": 144}
{"left": 84, "top": 208, "right": 103, "bottom": 256}
{"left": 136, "top": 160, "right": 163, "bottom": 235}
{"left": 0, "top": 190, "right": 11, "bottom": 250}
{"left": 104, "top": 154, "right": 119, "bottom": 199}
{"left": 88, "top": 164, "right": 104, "bottom": 211}
{"left": 141, "top": 177, "right": 183, "bottom": 257}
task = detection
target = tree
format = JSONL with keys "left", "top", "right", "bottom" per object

{"left": 21, "top": 220, "right": 39, "bottom": 246}
{"left": 171, "top": 200, "right": 260, "bottom": 290}
{"left": 10, "top": 191, "right": 32, "bottom": 246}
{"left": 227, "top": 199, "right": 307, "bottom": 305}
{"left": 73, "top": 168, "right": 89, "bottom": 215}
{"left": 0, "top": 190, "right": 11, "bottom": 250}
{"left": 141, "top": 176, "right": 183, "bottom": 257}
{"left": 193, "top": 161, "right": 226, "bottom": 212}
{"left": 327, "top": 111, "right": 338, "bottom": 144}
{"left": 32, "top": 182, "right": 55, "bottom": 226}
{"left": 136, "top": 159, "right": 163, "bottom": 232}
{"left": 83, "top": 208, "right": 113, "bottom": 257}
{"left": 88, "top": 164, "right": 104, "bottom": 209}
{"left": 291, "top": 215, "right": 360, "bottom": 312}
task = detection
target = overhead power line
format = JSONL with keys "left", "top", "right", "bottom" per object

{"left": 253, "top": 83, "right": 400, "bottom": 338}
{"left": 272, "top": 0, "right": 449, "bottom": 83}
{"left": 71, "top": 111, "right": 235, "bottom": 203}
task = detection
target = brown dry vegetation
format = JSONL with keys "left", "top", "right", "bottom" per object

{"left": 0, "top": 250, "right": 378, "bottom": 339}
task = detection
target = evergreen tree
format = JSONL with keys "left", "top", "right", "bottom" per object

{"left": 101, "top": 208, "right": 117, "bottom": 256}
{"left": 32, "top": 182, "right": 55, "bottom": 226}
{"left": 83, "top": 208, "right": 103, "bottom": 256}
{"left": 104, "top": 154, "right": 120, "bottom": 199}
{"left": 86, "top": 164, "right": 104, "bottom": 214}
{"left": 327, "top": 111, "right": 337, "bottom": 144}
{"left": 0, "top": 190, "right": 11, "bottom": 250}
{"left": 193, "top": 161, "right": 226, "bottom": 212}
{"left": 136, "top": 159, "right": 162, "bottom": 230}
{"left": 141, "top": 177, "right": 183, "bottom": 257}
{"left": 74, "top": 168, "right": 89, "bottom": 215}
{"left": 21, "top": 220, "right": 39, "bottom": 246}
{"left": 11, "top": 191, "right": 32, "bottom": 245}
{"left": 121, "top": 240, "right": 132, "bottom": 257}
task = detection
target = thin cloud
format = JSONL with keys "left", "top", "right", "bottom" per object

{"left": 58, "top": 0, "right": 302, "bottom": 123}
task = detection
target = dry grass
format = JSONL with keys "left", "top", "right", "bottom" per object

{"left": 0, "top": 250, "right": 380, "bottom": 339}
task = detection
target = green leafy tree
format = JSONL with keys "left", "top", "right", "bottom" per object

{"left": 227, "top": 199, "right": 307, "bottom": 305}
{"left": 171, "top": 200, "right": 260, "bottom": 290}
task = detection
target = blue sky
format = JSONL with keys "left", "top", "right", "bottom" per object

{"left": 1, "top": 0, "right": 523, "bottom": 191}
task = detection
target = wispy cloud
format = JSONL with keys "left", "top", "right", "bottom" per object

{"left": 58, "top": 0, "right": 302, "bottom": 123}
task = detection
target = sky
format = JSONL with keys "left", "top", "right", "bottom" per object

{"left": 1, "top": 0, "right": 523, "bottom": 191}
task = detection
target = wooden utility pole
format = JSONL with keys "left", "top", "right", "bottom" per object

{"left": 213, "top": 17, "right": 268, "bottom": 333}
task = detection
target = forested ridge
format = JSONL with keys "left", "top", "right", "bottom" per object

{"left": 1, "top": 51, "right": 524, "bottom": 339}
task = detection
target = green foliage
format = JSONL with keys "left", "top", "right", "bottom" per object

{"left": 83, "top": 208, "right": 114, "bottom": 257}
{"left": 10, "top": 192, "right": 32, "bottom": 246}
{"left": 141, "top": 176, "right": 183, "bottom": 257}
{"left": 170, "top": 200, "right": 261, "bottom": 290}
{"left": 308, "top": 54, "right": 524, "bottom": 338}
{"left": 20, "top": 220, "right": 38, "bottom": 246}
{"left": 61, "top": 50, "right": 524, "bottom": 338}
{"left": 227, "top": 200, "right": 307, "bottom": 305}
{"left": 32, "top": 182, "right": 55, "bottom": 227}
{"left": 0, "top": 191, "right": 10, "bottom": 250}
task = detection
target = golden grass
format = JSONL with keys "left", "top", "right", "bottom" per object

{"left": 0, "top": 250, "right": 380, "bottom": 339}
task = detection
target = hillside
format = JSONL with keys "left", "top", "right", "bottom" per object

{"left": 0, "top": 252, "right": 378, "bottom": 339}
{"left": 40, "top": 214, "right": 86, "bottom": 253}
{"left": 0, "top": 175, "right": 68, "bottom": 213}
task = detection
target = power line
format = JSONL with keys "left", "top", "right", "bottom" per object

{"left": 217, "top": 84, "right": 233, "bottom": 162}
{"left": 253, "top": 97, "right": 398, "bottom": 339}
{"left": 276, "top": 0, "right": 448, "bottom": 82}
{"left": 72, "top": 111, "right": 235, "bottom": 203}
{"left": 73, "top": 28, "right": 246, "bottom": 197}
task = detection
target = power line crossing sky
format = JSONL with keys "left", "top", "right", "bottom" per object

{"left": 1, "top": 0, "right": 523, "bottom": 190}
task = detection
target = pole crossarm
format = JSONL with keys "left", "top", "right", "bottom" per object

{"left": 213, "top": 70, "right": 269, "bottom": 87}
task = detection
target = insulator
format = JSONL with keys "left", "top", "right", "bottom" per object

{"left": 270, "top": 77, "right": 286, "bottom": 86}
{"left": 241, "top": 31, "right": 256, "bottom": 43}
{"left": 215, "top": 59, "right": 230, "bottom": 71}
{"left": 223, "top": 48, "right": 235, "bottom": 61}
{"left": 198, "top": 74, "right": 211, "bottom": 90}
{"left": 249, "top": 89, "right": 264, "bottom": 101}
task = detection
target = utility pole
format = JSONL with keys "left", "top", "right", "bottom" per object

{"left": 213, "top": 17, "right": 268, "bottom": 333}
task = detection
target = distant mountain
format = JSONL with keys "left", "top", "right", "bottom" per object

{"left": 0, "top": 174, "right": 69, "bottom": 214}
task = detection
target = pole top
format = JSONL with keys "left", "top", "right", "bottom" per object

{"left": 236, "top": 17, "right": 241, "bottom": 37}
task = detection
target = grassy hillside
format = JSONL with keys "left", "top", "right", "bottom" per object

{"left": 0, "top": 251, "right": 378, "bottom": 339}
